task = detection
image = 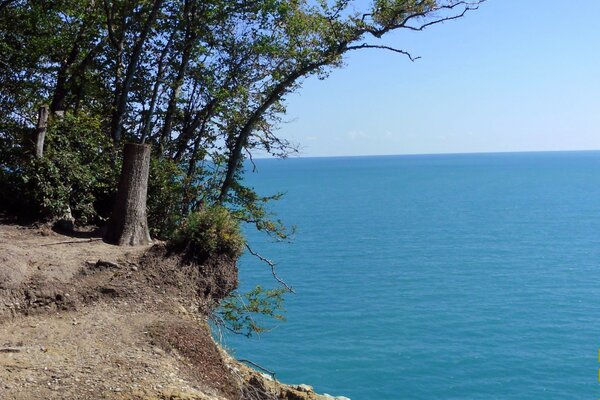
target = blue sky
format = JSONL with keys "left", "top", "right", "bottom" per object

{"left": 278, "top": 1, "right": 600, "bottom": 157}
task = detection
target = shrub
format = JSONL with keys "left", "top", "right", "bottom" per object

{"left": 0, "top": 112, "right": 119, "bottom": 224}
{"left": 172, "top": 205, "right": 245, "bottom": 260}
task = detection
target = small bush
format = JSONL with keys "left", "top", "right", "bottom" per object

{"left": 0, "top": 112, "right": 118, "bottom": 224}
{"left": 172, "top": 206, "right": 245, "bottom": 260}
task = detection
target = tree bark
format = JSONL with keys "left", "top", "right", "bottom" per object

{"left": 34, "top": 105, "right": 49, "bottom": 158}
{"left": 105, "top": 143, "right": 152, "bottom": 246}
{"left": 218, "top": 63, "right": 321, "bottom": 202}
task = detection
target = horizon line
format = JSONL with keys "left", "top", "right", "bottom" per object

{"left": 252, "top": 148, "right": 600, "bottom": 160}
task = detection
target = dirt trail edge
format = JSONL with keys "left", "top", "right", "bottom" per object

{"left": 0, "top": 224, "right": 349, "bottom": 400}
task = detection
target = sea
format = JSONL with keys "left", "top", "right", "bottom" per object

{"left": 221, "top": 151, "right": 600, "bottom": 399}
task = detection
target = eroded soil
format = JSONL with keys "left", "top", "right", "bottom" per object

{"left": 0, "top": 224, "right": 345, "bottom": 400}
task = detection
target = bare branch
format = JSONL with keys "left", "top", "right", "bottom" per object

{"left": 237, "top": 359, "right": 277, "bottom": 378}
{"left": 245, "top": 243, "right": 294, "bottom": 293}
{"left": 345, "top": 43, "right": 421, "bottom": 62}
{"left": 362, "top": 1, "right": 485, "bottom": 38}
{"left": 245, "top": 147, "right": 257, "bottom": 172}
{"left": 403, "top": 1, "right": 484, "bottom": 32}
{"left": 41, "top": 238, "right": 103, "bottom": 246}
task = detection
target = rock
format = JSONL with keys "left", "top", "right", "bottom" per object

{"left": 94, "top": 260, "right": 121, "bottom": 270}
{"left": 260, "top": 372, "right": 274, "bottom": 381}
{"left": 176, "top": 305, "right": 188, "bottom": 315}
{"left": 152, "top": 347, "right": 165, "bottom": 356}
{"left": 296, "top": 384, "right": 313, "bottom": 392}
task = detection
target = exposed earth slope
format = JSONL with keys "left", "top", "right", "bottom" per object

{"left": 0, "top": 223, "right": 347, "bottom": 400}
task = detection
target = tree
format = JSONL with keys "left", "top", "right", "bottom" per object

{"left": 217, "top": 0, "right": 485, "bottom": 202}
{"left": 0, "top": 0, "right": 483, "bottom": 247}
{"left": 101, "top": 0, "right": 165, "bottom": 244}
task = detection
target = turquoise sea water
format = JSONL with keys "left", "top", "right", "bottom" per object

{"left": 223, "top": 151, "right": 600, "bottom": 399}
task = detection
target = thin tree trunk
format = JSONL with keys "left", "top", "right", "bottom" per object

{"left": 217, "top": 59, "right": 330, "bottom": 202}
{"left": 140, "top": 39, "right": 171, "bottom": 142}
{"left": 50, "top": 17, "right": 89, "bottom": 113}
{"left": 159, "top": 0, "right": 194, "bottom": 145}
{"left": 218, "top": 71, "right": 306, "bottom": 202}
{"left": 173, "top": 98, "right": 218, "bottom": 161}
{"left": 34, "top": 105, "right": 49, "bottom": 158}
{"left": 110, "top": 0, "right": 164, "bottom": 143}
{"left": 105, "top": 143, "right": 152, "bottom": 246}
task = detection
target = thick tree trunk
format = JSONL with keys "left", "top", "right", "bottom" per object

{"left": 105, "top": 143, "right": 152, "bottom": 246}
{"left": 218, "top": 62, "right": 325, "bottom": 202}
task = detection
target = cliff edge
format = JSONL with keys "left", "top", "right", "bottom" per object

{"left": 0, "top": 223, "right": 348, "bottom": 400}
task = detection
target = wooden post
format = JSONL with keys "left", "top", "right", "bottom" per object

{"left": 35, "top": 105, "right": 49, "bottom": 158}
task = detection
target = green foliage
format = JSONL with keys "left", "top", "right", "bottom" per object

{"left": 0, "top": 0, "right": 479, "bottom": 340}
{"left": 172, "top": 206, "right": 245, "bottom": 260}
{"left": 230, "top": 182, "right": 295, "bottom": 241}
{"left": 372, "top": 0, "right": 437, "bottom": 27}
{"left": 0, "top": 112, "right": 118, "bottom": 224}
{"left": 217, "top": 286, "right": 287, "bottom": 337}
{"left": 147, "top": 156, "right": 190, "bottom": 240}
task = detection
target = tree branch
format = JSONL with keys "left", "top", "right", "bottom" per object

{"left": 403, "top": 1, "right": 484, "bottom": 32}
{"left": 237, "top": 359, "right": 276, "bottom": 378}
{"left": 245, "top": 243, "right": 294, "bottom": 293}
{"left": 362, "top": 1, "right": 484, "bottom": 38}
{"left": 345, "top": 43, "right": 421, "bottom": 62}
{"left": 102, "top": 0, "right": 119, "bottom": 49}
{"left": 245, "top": 147, "right": 257, "bottom": 172}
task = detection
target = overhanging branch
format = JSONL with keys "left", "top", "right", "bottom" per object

{"left": 245, "top": 243, "right": 294, "bottom": 293}
{"left": 403, "top": 1, "right": 484, "bottom": 32}
{"left": 362, "top": 1, "right": 485, "bottom": 39}
{"left": 346, "top": 43, "right": 421, "bottom": 62}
